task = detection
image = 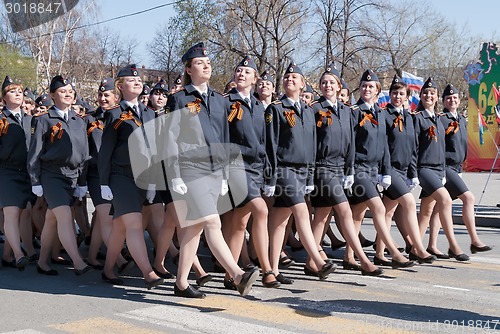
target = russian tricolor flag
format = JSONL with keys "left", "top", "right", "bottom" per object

{"left": 378, "top": 90, "right": 390, "bottom": 108}
{"left": 402, "top": 71, "right": 424, "bottom": 91}
{"left": 409, "top": 93, "right": 420, "bottom": 112}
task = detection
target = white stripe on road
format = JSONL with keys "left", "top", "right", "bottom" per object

{"left": 3, "top": 330, "right": 47, "bottom": 334}
{"left": 119, "top": 304, "right": 301, "bottom": 334}
{"left": 469, "top": 256, "right": 500, "bottom": 265}
{"left": 433, "top": 285, "right": 470, "bottom": 292}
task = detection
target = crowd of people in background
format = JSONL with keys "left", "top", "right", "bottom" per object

{"left": 0, "top": 41, "right": 493, "bottom": 299}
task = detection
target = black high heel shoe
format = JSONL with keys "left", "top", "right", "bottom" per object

{"left": 101, "top": 272, "right": 124, "bottom": 285}
{"left": 470, "top": 244, "right": 493, "bottom": 254}
{"left": 153, "top": 267, "right": 175, "bottom": 279}
{"left": 409, "top": 253, "right": 437, "bottom": 264}
{"left": 145, "top": 277, "right": 164, "bottom": 290}
{"left": 196, "top": 274, "right": 213, "bottom": 287}
{"left": 317, "top": 262, "right": 336, "bottom": 280}
{"left": 373, "top": 256, "right": 392, "bottom": 266}
{"left": 426, "top": 248, "right": 450, "bottom": 259}
{"left": 391, "top": 259, "right": 416, "bottom": 269}
{"left": 36, "top": 264, "right": 58, "bottom": 276}
{"left": 342, "top": 260, "right": 361, "bottom": 271}
{"left": 174, "top": 284, "right": 205, "bottom": 298}
{"left": 262, "top": 271, "right": 280, "bottom": 288}
{"left": 361, "top": 267, "right": 384, "bottom": 276}
{"left": 448, "top": 249, "right": 470, "bottom": 262}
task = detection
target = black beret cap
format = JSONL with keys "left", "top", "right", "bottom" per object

{"left": 340, "top": 78, "right": 349, "bottom": 90}
{"left": 140, "top": 84, "right": 151, "bottom": 96}
{"left": 442, "top": 83, "right": 459, "bottom": 98}
{"left": 260, "top": 70, "right": 274, "bottom": 84}
{"left": 236, "top": 55, "right": 258, "bottom": 72}
{"left": 152, "top": 79, "right": 168, "bottom": 93}
{"left": 360, "top": 69, "right": 379, "bottom": 83}
{"left": 174, "top": 74, "right": 182, "bottom": 85}
{"left": 181, "top": 42, "right": 208, "bottom": 63}
{"left": 324, "top": 63, "right": 341, "bottom": 79}
{"left": 284, "top": 62, "right": 303, "bottom": 76}
{"left": 99, "top": 77, "right": 115, "bottom": 92}
{"left": 116, "top": 64, "right": 140, "bottom": 78}
{"left": 422, "top": 77, "right": 437, "bottom": 91}
{"left": 23, "top": 87, "right": 36, "bottom": 101}
{"left": 389, "top": 74, "right": 404, "bottom": 90}
{"left": 35, "top": 94, "right": 52, "bottom": 107}
{"left": 73, "top": 97, "right": 84, "bottom": 106}
{"left": 2, "top": 75, "right": 15, "bottom": 91}
{"left": 49, "top": 75, "right": 71, "bottom": 93}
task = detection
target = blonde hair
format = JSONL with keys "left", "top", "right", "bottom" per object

{"left": 114, "top": 77, "right": 126, "bottom": 100}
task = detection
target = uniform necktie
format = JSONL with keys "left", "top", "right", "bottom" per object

{"left": 202, "top": 92, "right": 208, "bottom": 105}
{"left": 294, "top": 102, "right": 301, "bottom": 112}
{"left": 63, "top": 113, "right": 68, "bottom": 122}
{"left": 244, "top": 98, "right": 251, "bottom": 110}
{"left": 133, "top": 105, "right": 140, "bottom": 119}
{"left": 15, "top": 113, "right": 22, "bottom": 123}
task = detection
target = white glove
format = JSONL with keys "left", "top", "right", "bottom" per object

{"left": 172, "top": 178, "right": 188, "bottom": 195}
{"left": 343, "top": 175, "right": 354, "bottom": 189}
{"left": 458, "top": 173, "right": 462, "bottom": 178}
{"left": 32, "top": 185, "right": 43, "bottom": 197}
{"left": 146, "top": 184, "right": 156, "bottom": 204}
{"left": 220, "top": 179, "right": 229, "bottom": 196}
{"left": 263, "top": 185, "right": 276, "bottom": 197}
{"left": 305, "top": 185, "right": 314, "bottom": 194}
{"left": 441, "top": 177, "right": 447, "bottom": 185}
{"left": 74, "top": 185, "right": 88, "bottom": 200}
{"left": 406, "top": 177, "right": 420, "bottom": 191}
{"left": 100, "top": 185, "right": 114, "bottom": 200}
{"left": 379, "top": 175, "right": 392, "bottom": 189}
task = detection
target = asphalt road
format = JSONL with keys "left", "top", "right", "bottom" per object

{"left": 1, "top": 222, "right": 499, "bottom": 334}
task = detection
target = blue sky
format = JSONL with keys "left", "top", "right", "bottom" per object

{"left": 97, "top": 0, "right": 499, "bottom": 68}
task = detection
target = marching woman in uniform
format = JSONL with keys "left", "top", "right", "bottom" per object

{"left": 255, "top": 71, "right": 275, "bottom": 109}
{"left": 265, "top": 62, "right": 336, "bottom": 284}
{"left": 425, "top": 84, "right": 492, "bottom": 256}
{"left": 309, "top": 66, "right": 382, "bottom": 276}
{"left": 380, "top": 75, "right": 436, "bottom": 264}
{"left": 345, "top": 69, "right": 414, "bottom": 269}
{"left": 414, "top": 78, "right": 469, "bottom": 261}
{"left": 223, "top": 55, "right": 280, "bottom": 288}
{"left": 165, "top": 42, "right": 259, "bottom": 298}
{"left": 84, "top": 77, "right": 132, "bottom": 275}
{"left": 144, "top": 79, "right": 176, "bottom": 280}
{"left": 98, "top": 65, "right": 163, "bottom": 288}
{"left": 0, "top": 76, "right": 31, "bottom": 270}
{"left": 28, "top": 75, "right": 91, "bottom": 276}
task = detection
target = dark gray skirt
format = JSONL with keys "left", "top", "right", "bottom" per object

{"left": 0, "top": 166, "right": 31, "bottom": 209}
{"left": 311, "top": 166, "right": 347, "bottom": 207}
{"left": 274, "top": 166, "right": 308, "bottom": 208}
{"left": 444, "top": 167, "right": 468, "bottom": 199}
{"left": 40, "top": 169, "right": 76, "bottom": 209}
{"left": 109, "top": 173, "right": 147, "bottom": 218}
{"left": 418, "top": 167, "right": 445, "bottom": 198}
{"left": 347, "top": 168, "right": 380, "bottom": 205}
{"left": 383, "top": 168, "right": 410, "bottom": 201}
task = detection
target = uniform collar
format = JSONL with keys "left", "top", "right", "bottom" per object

{"left": 444, "top": 108, "right": 458, "bottom": 120}
{"left": 423, "top": 109, "right": 436, "bottom": 119}
{"left": 53, "top": 105, "right": 68, "bottom": 119}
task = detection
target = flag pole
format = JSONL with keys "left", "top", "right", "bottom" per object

{"left": 475, "top": 125, "right": 500, "bottom": 214}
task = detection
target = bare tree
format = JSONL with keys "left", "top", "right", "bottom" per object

{"left": 147, "top": 18, "right": 183, "bottom": 86}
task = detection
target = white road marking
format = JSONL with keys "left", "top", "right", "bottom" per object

{"left": 119, "top": 304, "right": 301, "bottom": 334}
{"left": 469, "top": 256, "right": 500, "bottom": 265}
{"left": 433, "top": 285, "right": 470, "bottom": 292}
{"left": 3, "top": 330, "right": 47, "bottom": 334}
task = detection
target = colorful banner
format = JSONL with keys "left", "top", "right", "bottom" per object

{"left": 464, "top": 42, "right": 500, "bottom": 172}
